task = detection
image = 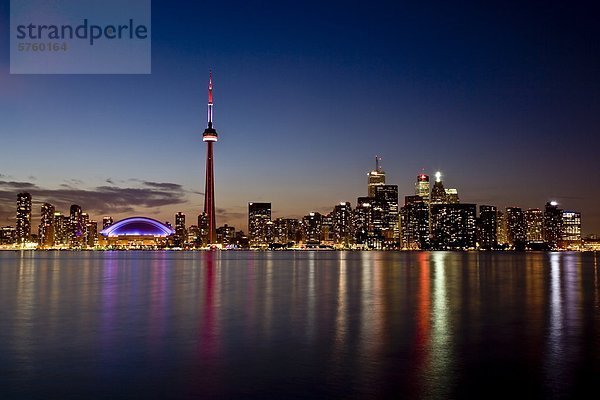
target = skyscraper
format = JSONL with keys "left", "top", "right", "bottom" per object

{"left": 16, "top": 192, "right": 32, "bottom": 244}
{"left": 430, "top": 171, "right": 447, "bottom": 204}
{"left": 248, "top": 202, "right": 271, "bottom": 248}
{"left": 430, "top": 203, "right": 477, "bottom": 250}
{"left": 367, "top": 156, "right": 386, "bottom": 197}
{"left": 375, "top": 185, "right": 399, "bottom": 245}
{"left": 543, "top": 201, "right": 562, "bottom": 249}
{"left": 478, "top": 205, "right": 497, "bottom": 249}
{"left": 506, "top": 207, "right": 526, "bottom": 249}
{"left": 39, "top": 202, "right": 55, "bottom": 248}
{"left": 525, "top": 208, "right": 543, "bottom": 242}
{"left": 415, "top": 174, "right": 430, "bottom": 202}
{"left": 332, "top": 202, "right": 353, "bottom": 247}
{"left": 302, "top": 212, "right": 323, "bottom": 245}
{"left": 102, "top": 216, "right": 113, "bottom": 230}
{"left": 400, "top": 195, "right": 430, "bottom": 250}
{"left": 175, "top": 212, "right": 186, "bottom": 247}
{"left": 69, "top": 204, "right": 83, "bottom": 247}
{"left": 202, "top": 72, "right": 218, "bottom": 244}
{"left": 561, "top": 211, "right": 581, "bottom": 248}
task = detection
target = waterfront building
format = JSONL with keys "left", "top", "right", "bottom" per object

{"left": 16, "top": 192, "right": 32, "bottom": 244}
{"left": 506, "top": 207, "right": 526, "bottom": 249}
{"left": 69, "top": 204, "right": 83, "bottom": 247}
{"left": 543, "top": 201, "right": 562, "bottom": 249}
{"left": 39, "top": 203, "right": 55, "bottom": 248}
{"left": 525, "top": 208, "right": 543, "bottom": 242}
{"left": 430, "top": 203, "right": 477, "bottom": 250}
{"left": 216, "top": 224, "right": 236, "bottom": 246}
{"left": 248, "top": 202, "right": 271, "bottom": 248}
{"left": 332, "top": 202, "right": 353, "bottom": 247}
{"left": 400, "top": 195, "right": 430, "bottom": 250}
{"left": 100, "top": 217, "right": 175, "bottom": 248}
{"left": 102, "top": 216, "right": 113, "bottom": 230}
{"left": 302, "top": 212, "right": 323, "bottom": 245}
{"left": 560, "top": 211, "right": 581, "bottom": 249}
{"left": 478, "top": 205, "right": 497, "bottom": 249}
{"left": 175, "top": 212, "right": 186, "bottom": 247}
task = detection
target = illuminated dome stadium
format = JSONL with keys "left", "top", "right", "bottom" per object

{"left": 100, "top": 217, "right": 175, "bottom": 248}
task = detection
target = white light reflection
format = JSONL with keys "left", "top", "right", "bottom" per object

{"left": 428, "top": 252, "right": 453, "bottom": 399}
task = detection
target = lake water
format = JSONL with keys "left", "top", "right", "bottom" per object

{"left": 0, "top": 251, "right": 598, "bottom": 399}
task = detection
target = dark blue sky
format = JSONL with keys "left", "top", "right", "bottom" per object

{"left": 1, "top": 0, "right": 599, "bottom": 233}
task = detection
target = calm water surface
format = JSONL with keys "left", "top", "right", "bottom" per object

{"left": 0, "top": 251, "right": 599, "bottom": 399}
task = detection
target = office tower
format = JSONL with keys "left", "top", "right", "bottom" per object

{"left": 248, "top": 202, "right": 271, "bottom": 248}
{"left": 543, "top": 201, "right": 562, "bottom": 249}
{"left": 353, "top": 196, "right": 384, "bottom": 248}
{"left": 561, "top": 211, "right": 581, "bottom": 248}
{"left": 525, "top": 209, "right": 543, "bottom": 242}
{"left": 53, "top": 212, "right": 68, "bottom": 246}
{"left": 400, "top": 195, "right": 430, "bottom": 250}
{"left": 302, "top": 212, "right": 323, "bottom": 245}
{"left": 430, "top": 203, "right": 477, "bottom": 250}
{"left": 16, "top": 192, "right": 32, "bottom": 244}
{"left": 496, "top": 210, "right": 508, "bottom": 246}
{"left": 216, "top": 224, "right": 236, "bottom": 246}
{"left": 354, "top": 198, "right": 372, "bottom": 246}
{"left": 367, "top": 156, "right": 386, "bottom": 197}
{"left": 69, "top": 204, "right": 83, "bottom": 247}
{"left": 81, "top": 213, "right": 90, "bottom": 247}
{"left": 321, "top": 214, "right": 334, "bottom": 243}
{"left": 506, "top": 207, "right": 526, "bottom": 248}
{"left": 202, "top": 71, "right": 219, "bottom": 244}
{"left": 415, "top": 174, "right": 430, "bottom": 202}
{"left": 186, "top": 225, "right": 200, "bottom": 246}
{"left": 332, "top": 202, "right": 353, "bottom": 247}
{"left": 444, "top": 188, "right": 460, "bottom": 204}
{"left": 39, "top": 203, "right": 55, "bottom": 248}
{"left": 431, "top": 171, "right": 447, "bottom": 204}
{"left": 175, "top": 212, "right": 186, "bottom": 247}
{"left": 375, "top": 185, "right": 400, "bottom": 245}
{"left": 478, "top": 205, "right": 497, "bottom": 249}
{"left": 87, "top": 220, "right": 98, "bottom": 247}
{"left": 273, "top": 218, "right": 301, "bottom": 245}
{"left": 197, "top": 213, "right": 209, "bottom": 246}
{"left": 102, "top": 216, "right": 114, "bottom": 230}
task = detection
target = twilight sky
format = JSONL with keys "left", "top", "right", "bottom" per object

{"left": 0, "top": 0, "right": 599, "bottom": 233}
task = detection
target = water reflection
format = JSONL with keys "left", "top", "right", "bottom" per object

{"left": 0, "top": 251, "right": 598, "bottom": 399}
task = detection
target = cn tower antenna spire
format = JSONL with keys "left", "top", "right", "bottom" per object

{"left": 207, "top": 70, "right": 213, "bottom": 128}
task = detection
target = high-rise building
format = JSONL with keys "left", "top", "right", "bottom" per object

{"left": 415, "top": 174, "right": 430, "bottom": 203}
{"left": 375, "top": 185, "right": 399, "bottom": 245}
{"left": 175, "top": 212, "right": 186, "bottom": 247}
{"left": 332, "top": 202, "right": 353, "bottom": 247}
{"left": 102, "top": 216, "right": 114, "bottom": 230}
{"left": 444, "top": 188, "right": 460, "bottom": 204}
{"left": 525, "top": 208, "right": 543, "bottom": 242}
{"left": 272, "top": 218, "right": 301, "bottom": 245}
{"left": 431, "top": 172, "right": 447, "bottom": 204}
{"left": 543, "top": 201, "right": 562, "bottom": 249}
{"left": 561, "top": 211, "right": 581, "bottom": 248}
{"left": 354, "top": 197, "right": 373, "bottom": 246}
{"left": 496, "top": 210, "right": 508, "bottom": 246}
{"left": 506, "top": 207, "right": 526, "bottom": 248}
{"left": 87, "top": 220, "right": 98, "bottom": 247}
{"left": 400, "top": 195, "right": 430, "bottom": 250}
{"left": 302, "top": 212, "right": 323, "bottom": 245}
{"left": 430, "top": 203, "right": 477, "bottom": 250}
{"left": 367, "top": 156, "right": 386, "bottom": 197}
{"left": 202, "top": 72, "right": 219, "bottom": 244}
{"left": 39, "top": 203, "right": 55, "bottom": 248}
{"left": 248, "top": 202, "right": 271, "bottom": 248}
{"left": 197, "top": 213, "right": 209, "bottom": 246}
{"left": 81, "top": 213, "right": 90, "bottom": 247}
{"left": 69, "top": 204, "right": 83, "bottom": 247}
{"left": 478, "top": 205, "right": 497, "bottom": 249}
{"left": 16, "top": 192, "right": 32, "bottom": 244}
{"left": 216, "top": 224, "right": 236, "bottom": 246}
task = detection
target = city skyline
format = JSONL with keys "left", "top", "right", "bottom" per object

{"left": 1, "top": 1, "right": 598, "bottom": 233}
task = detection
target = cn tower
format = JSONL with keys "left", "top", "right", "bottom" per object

{"left": 202, "top": 71, "right": 218, "bottom": 244}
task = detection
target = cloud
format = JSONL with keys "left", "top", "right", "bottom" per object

{"left": 0, "top": 179, "right": 190, "bottom": 221}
